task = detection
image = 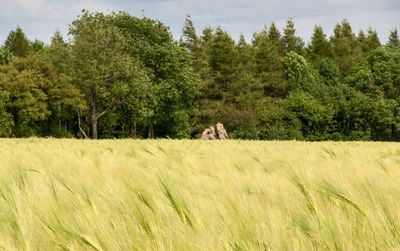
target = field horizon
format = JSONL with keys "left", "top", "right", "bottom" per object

{"left": 0, "top": 139, "right": 399, "bottom": 250}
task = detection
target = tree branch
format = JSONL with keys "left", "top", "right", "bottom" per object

{"left": 77, "top": 110, "right": 89, "bottom": 139}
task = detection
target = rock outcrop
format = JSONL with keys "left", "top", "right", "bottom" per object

{"left": 201, "top": 123, "right": 229, "bottom": 140}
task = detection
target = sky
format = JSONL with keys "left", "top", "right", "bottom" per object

{"left": 0, "top": 0, "right": 399, "bottom": 44}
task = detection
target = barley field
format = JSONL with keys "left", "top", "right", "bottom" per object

{"left": 0, "top": 139, "right": 400, "bottom": 250}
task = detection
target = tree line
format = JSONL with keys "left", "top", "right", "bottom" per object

{"left": 0, "top": 11, "right": 399, "bottom": 140}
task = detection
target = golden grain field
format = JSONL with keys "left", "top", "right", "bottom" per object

{"left": 0, "top": 139, "right": 399, "bottom": 250}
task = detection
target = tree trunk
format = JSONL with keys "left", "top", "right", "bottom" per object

{"left": 131, "top": 114, "right": 137, "bottom": 138}
{"left": 77, "top": 110, "right": 89, "bottom": 139}
{"left": 91, "top": 107, "right": 98, "bottom": 139}
{"left": 92, "top": 119, "right": 98, "bottom": 139}
{"left": 147, "top": 124, "right": 154, "bottom": 139}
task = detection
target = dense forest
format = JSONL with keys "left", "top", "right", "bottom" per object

{"left": 0, "top": 11, "right": 399, "bottom": 140}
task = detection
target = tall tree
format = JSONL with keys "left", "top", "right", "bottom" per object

{"left": 330, "top": 19, "right": 360, "bottom": 77}
{"left": 359, "top": 28, "right": 381, "bottom": 54}
{"left": 253, "top": 26, "right": 287, "bottom": 97}
{"left": 0, "top": 91, "right": 13, "bottom": 137}
{"left": 30, "top": 39, "right": 45, "bottom": 53}
{"left": 267, "top": 22, "right": 283, "bottom": 53}
{"left": 69, "top": 12, "right": 150, "bottom": 139}
{"left": 43, "top": 31, "right": 72, "bottom": 75}
{"left": 196, "top": 26, "right": 214, "bottom": 98}
{"left": 387, "top": 28, "right": 400, "bottom": 48}
{"left": 0, "top": 54, "right": 84, "bottom": 137}
{"left": 180, "top": 15, "right": 199, "bottom": 54}
{"left": 107, "top": 12, "right": 199, "bottom": 138}
{"left": 180, "top": 15, "right": 203, "bottom": 76}
{"left": 282, "top": 19, "right": 305, "bottom": 55}
{"left": 208, "top": 27, "right": 240, "bottom": 102}
{"left": 4, "top": 27, "right": 31, "bottom": 57}
{"left": 308, "top": 25, "right": 333, "bottom": 60}
{"left": 0, "top": 58, "right": 50, "bottom": 136}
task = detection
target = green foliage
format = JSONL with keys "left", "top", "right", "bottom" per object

{"left": 330, "top": 19, "right": 360, "bottom": 77}
{"left": 0, "top": 49, "right": 13, "bottom": 65}
{"left": 283, "top": 91, "right": 333, "bottom": 140}
{"left": 30, "top": 39, "right": 45, "bottom": 53}
{"left": 179, "top": 15, "right": 199, "bottom": 54}
{"left": 282, "top": 19, "right": 305, "bottom": 55}
{"left": 0, "top": 14, "right": 398, "bottom": 140}
{"left": 4, "top": 26, "right": 31, "bottom": 57}
{"left": 0, "top": 55, "right": 83, "bottom": 137}
{"left": 348, "top": 47, "right": 400, "bottom": 99}
{"left": 0, "top": 91, "right": 14, "bottom": 137}
{"left": 387, "top": 28, "right": 399, "bottom": 48}
{"left": 253, "top": 26, "right": 287, "bottom": 97}
{"left": 257, "top": 97, "right": 303, "bottom": 140}
{"left": 312, "top": 58, "right": 340, "bottom": 86}
{"left": 359, "top": 28, "right": 381, "bottom": 55}
{"left": 0, "top": 60, "right": 50, "bottom": 136}
{"left": 284, "top": 51, "right": 316, "bottom": 91}
{"left": 69, "top": 11, "right": 151, "bottom": 139}
{"left": 208, "top": 27, "right": 240, "bottom": 102}
{"left": 328, "top": 84, "right": 376, "bottom": 140}
{"left": 308, "top": 26, "right": 333, "bottom": 60}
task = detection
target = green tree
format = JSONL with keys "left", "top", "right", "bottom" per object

{"left": 42, "top": 31, "right": 72, "bottom": 75}
{"left": 283, "top": 51, "right": 315, "bottom": 91}
{"left": 308, "top": 25, "right": 333, "bottom": 60}
{"left": 253, "top": 26, "right": 287, "bottom": 96}
{"left": 69, "top": 11, "right": 150, "bottom": 139}
{"left": 100, "top": 12, "right": 199, "bottom": 138}
{"left": 329, "top": 84, "right": 376, "bottom": 140}
{"left": 208, "top": 27, "right": 240, "bottom": 102}
{"left": 283, "top": 91, "right": 333, "bottom": 140}
{"left": 267, "top": 22, "right": 283, "bottom": 54}
{"left": 196, "top": 26, "right": 214, "bottom": 96}
{"left": 0, "top": 55, "right": 84, "bottom": 137}
{"left": 312, "top": 58, "right": 340, "bottom": 86}
{"left": 0, "top": 91, "right": 14, "bottom": 137}
{"left": 0, "top": 49, "right": 13, "bottom": 65}
{"left": 180, "top": 15, "right": 199, "bottom": 54}
{"left": 359, "top": 28, "right": 381, "bottom": 54}
{"left": 4, "top": 26, "right": 31, "bottom": 57}
{"left": 257, "top": 97, "right": 303, "bottom": 140}
{"left": 30, "top": 39, "right": 45, "bottom": 53}
{"left": 179, "top": 15, "right": 204, "bottom": 79}
{"left": 282, "top": 19, "right": 305, "bottom": 55}
{"left": 387, "top": 28, "right": 399, "bottom": 48}
{"left": 330, "top": 19, "right": 360, "bottom": 77}
{"left": 366, "top": 47, "right": 400, "bottom": 98}
{"left": 0, "top": 59, "right": 50, "bottom": 136}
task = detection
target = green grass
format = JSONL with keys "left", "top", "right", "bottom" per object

{"left": 0, "top": 139, "right": 400, "bottom": 250}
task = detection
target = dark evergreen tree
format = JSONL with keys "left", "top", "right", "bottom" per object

{"left": 0, "top": 91, "right": 14, "bottom": 137}
{"left": 208, "top": 27, "right": 239, "bottom": 102}
{"left": 330, "top": 19, "right": 360, "bottom": 77}
{"left": 308, "top": 25, "right": 333, "bottom": 60}
{"left": 30, "top": 39, "right": 45, "bottom": 53}
{"left": 180, "top": 15, "right": 199, "bottom": 54}
{"left": 4, "top": 26, "right": 31, "bottom": 57}
{"left": 282, "top": 19, "right": 305, "bottom": 55}
{"left": 267, "top": 22, "right": 283, "bottom": 54}
{"left": 253, "top": 25, "right": 287, "bottom": 97}
{"left": 359, "top": 28, "right": 381, "bottom": 54}
{"left": 387, "top": 28, "right": 399, "bottom": 48}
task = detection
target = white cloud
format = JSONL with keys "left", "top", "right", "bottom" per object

{"left": 14, "top": 0, "right": 47, "bottom": 13}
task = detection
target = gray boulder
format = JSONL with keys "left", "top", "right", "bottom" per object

{"left": 201, "top": 123, "right": 229, "bottom": 140}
